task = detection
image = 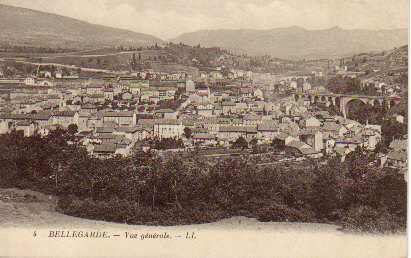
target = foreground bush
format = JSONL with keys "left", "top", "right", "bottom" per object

{"left": 337, "top": 205, "right": 406, "bottom": 234}
{"left": 0, "top": 132, "right": 406, "bottom": 233}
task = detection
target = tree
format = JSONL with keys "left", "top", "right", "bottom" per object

{"left": 326, "top": 76, "right": 362, "bottom": 95}
{"left": 345, "top": 147, "right": 368, "bottom": 181}
{"left": 183, "top": 127, "right": 192, "bottom": 139}
{"left": 0, "top": 128, "right": 406, "bottom": 232}
{"left": 381, "top": 120, "right": 407, "bottom": 145}
{"left": 174, "top": 88, "right": 185, "bottom": 100}
{"left": 309, "top": 165, "right": 341, "bottom": 220}
{"left": 233, "top": 136, "right": 248, "bottom": 149}
{"left": 153, "top": 137, "right": 184, "bottom": 150}
{"left": 67, "top": 124, "right": 78, "bottom": 135}
{"left": 249, "top": 138, "right": 258, "bottom": 146}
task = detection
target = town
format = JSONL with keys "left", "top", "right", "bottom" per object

{"left": 0, "top": 43, "right": 407, "bottom": 174}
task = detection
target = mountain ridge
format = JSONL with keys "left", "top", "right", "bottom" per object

{"left": 0, "top": 4, "right": 164, "bottom": 49}
{"left": 1, "top": 3, "right": 408, "bottom": 60}
{"left": 171, "top": 26, "right": 408, "bottom": 60}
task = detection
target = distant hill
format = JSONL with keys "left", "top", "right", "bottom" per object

{"left": 0, "top": 4, "right": 163, "bottom": 49}
{"left": 384, "top": 44, "right": 408, "bottom": 63}
{"left": 171, "top": 26, "right": 408, "bottom": 60}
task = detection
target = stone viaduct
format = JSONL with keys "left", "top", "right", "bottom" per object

{"left": 293, "top": 92, "right": 401, "bottom": 118}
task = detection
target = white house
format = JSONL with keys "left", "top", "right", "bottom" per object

{"left": 253, "top": 89, "right": 264, "bottom": 99}
{"left": 153, "top": 119, "right": 184, "bottom": 138}
{"left": 15, "top": 120, "right": 35, "bottom": 137}
{"left": 186, "top": 79, "right": 195, "bottom": 92}
{"left": 192, "top": 133, "right": 217, "bottom": 146}
{"left": 197, "top": 103, "right": 215, "bottom": 117}
{"left": 321, "top": 122, "right": 348, "bottom": 139}
{"left": 53, "top": 111, "right": 79, "bottom": 128}
{"left": 302, "top": 82, "right": 312, "bottom": 92}
{"left": 257, "top": 122, "right": 279, "bottom": 141}
{"left": 299, "top": 128, "right": 324, "bottom": 151}
{"left": 0, "top": 119, "right": 9, "bottom": 134}
{"left": 300, "top": 116, "right": 321, "bottom": 128}
{"left": 103, "top": 111, "right": 136, "bottom": 126}
{"left": 24, "top": 77, "right": 36, "bottom": 86}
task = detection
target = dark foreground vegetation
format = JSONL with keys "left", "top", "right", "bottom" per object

{"left": 0, "top": 130, "right": 406, "bottom": 233}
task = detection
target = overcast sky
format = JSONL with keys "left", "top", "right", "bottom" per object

{"left": 0, "top": 0, "right": 408, "bottom": 39}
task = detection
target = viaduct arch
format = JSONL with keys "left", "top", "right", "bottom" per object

{"left": 292, "top": 93, "right": 401, "bottom": 118}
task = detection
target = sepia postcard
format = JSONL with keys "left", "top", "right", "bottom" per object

{"left": 0, "top": 0, "right": 408, "bottom": 257}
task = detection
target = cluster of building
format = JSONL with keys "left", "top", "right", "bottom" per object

{"left": 0, "top": 78, "right": 379, "bottom": 161}
{"left": 0, "top": 65, "right": 406, "bottom": 173}
{"left": 361, "top": 78, "right": 404, "bottom": 97}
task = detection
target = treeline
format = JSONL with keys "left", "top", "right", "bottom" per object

{"left": 151, "top": 137, "right": 184, "bottom": 150}
{"left": 326, "top": 76, "right": 380, "bottom": 95}
{"left": 162, "top": 42, "right": 227, "bottom": 68}
{"left": 0, "top": 130, "right": 406, "bottom": 233}
{"left": 0, "top": 44, "right": 78, "bottom": 53}
{"left": 347, "top": 100, "right": 408, "bottom": 127}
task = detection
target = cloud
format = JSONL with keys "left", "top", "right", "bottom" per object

{"left": 0, "top": 0, "right": 408, "bottom": 39}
